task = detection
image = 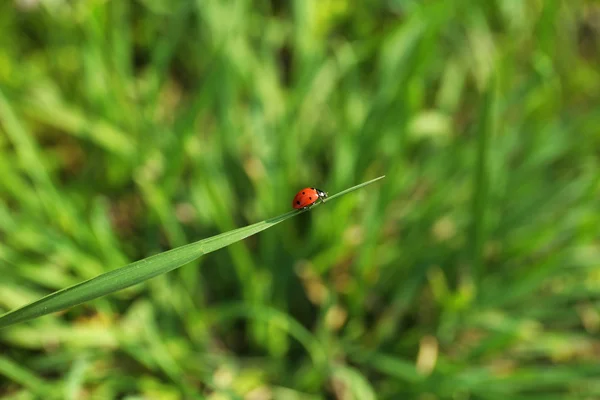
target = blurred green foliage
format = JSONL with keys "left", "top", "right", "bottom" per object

{"left": 1, "top": 0, "right": 599, "bottom": 399}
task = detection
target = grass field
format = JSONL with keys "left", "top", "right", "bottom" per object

{"left": 1, "top": 0, "right": 600, "bottom": 399}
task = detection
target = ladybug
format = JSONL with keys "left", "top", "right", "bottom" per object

{"left": 292, "top": 187, "right": 328, "bottom": 209}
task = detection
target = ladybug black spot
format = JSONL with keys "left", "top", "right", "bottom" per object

{"left": 296, "top": 201, "right": 300, "bottom": 205}
{"left": 302, "top": 192, "right": 305, "bottom": 194}
{"left": 309, "top": 197, "right": 312, "bottom": 200}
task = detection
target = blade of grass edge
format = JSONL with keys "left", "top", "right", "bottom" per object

{"left": 0, "top": 176, "right": 385, "bottom": 329}
{"left": 322, "top": 175, "right": 386, "bottom": 203}
{"left": 470, "top": 77, "right": 496, "bottom": 294}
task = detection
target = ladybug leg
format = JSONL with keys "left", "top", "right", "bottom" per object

{"left": 302, "top": 199, "right": 322, "bottom": 210}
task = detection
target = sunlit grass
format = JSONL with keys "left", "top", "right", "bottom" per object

{"left": 0, "top": 0, "right": 599, "bottom": 398}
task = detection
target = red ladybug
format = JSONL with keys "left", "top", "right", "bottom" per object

{"left": 292, "top": 187, "right": 328, "bottom": 209}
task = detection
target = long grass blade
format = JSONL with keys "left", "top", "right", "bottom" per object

{"left": 470, "top": 78, "right": 496, "bottom": 291}
{"left": 0, "top": 176, "right": 385, "bottom": 329}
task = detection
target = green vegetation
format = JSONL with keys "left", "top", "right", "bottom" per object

{"left": 1, "top": 1, "right": 599, "bottom": 399}
{"left": 0, "top": 176, "right": 385, "bottom": 329}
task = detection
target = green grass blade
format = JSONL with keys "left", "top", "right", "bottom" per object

{"left": 0, "top": 356, "right": 52, "bottom": 396}
{"left": 207, "top": 303, "right": 328, "bottom": 369}
{"left": 470, "top": 78, "right": 496, "bottom": 290}
{"left": 322, "top": 175, "right": 386, "bottom": 203}
{"left": 0, "top": 176, "right": 385, "bottom": 329}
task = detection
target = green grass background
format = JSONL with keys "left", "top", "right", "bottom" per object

{"left": 1, "top": 0, "right": 599, "bottom": 399}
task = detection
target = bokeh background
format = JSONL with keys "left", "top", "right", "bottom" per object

{"left": 1, "top": 0, "right": 600, "bottom": 399}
